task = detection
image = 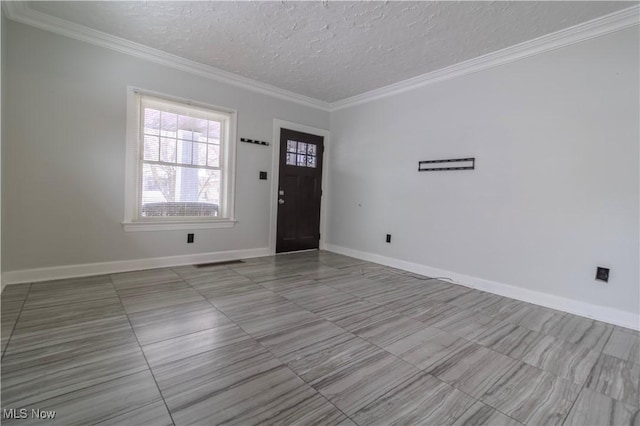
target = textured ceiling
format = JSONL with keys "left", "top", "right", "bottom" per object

{"left": 27, "top": 1, "right": 633, "bottom": 103}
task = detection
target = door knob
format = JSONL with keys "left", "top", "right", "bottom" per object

{"left": 278, "top": 199, "right": 285, "bottom": 205}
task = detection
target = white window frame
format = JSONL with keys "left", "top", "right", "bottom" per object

{"left": 123, "top": 87, "right": 237, "bottom": 231}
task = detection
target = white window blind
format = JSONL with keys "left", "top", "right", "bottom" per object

{"left": 133, "top": 93, "right": 235, "bottom": 222}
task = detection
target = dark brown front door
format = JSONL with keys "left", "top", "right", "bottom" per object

{"left": 276, "top": 128, "right": 324, "bottom": 253}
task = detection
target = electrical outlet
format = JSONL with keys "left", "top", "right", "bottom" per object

{"left": 259, "top": 171, "right": 267, "bottom": 180}
{"left": 595, "top": 267, "right": 609, "bottom": 282}
{"left": 187, "top": 233, "right": 195, "bottom": 244}
{"left": 386, "top": 234, "right": 391, "bottom": 243}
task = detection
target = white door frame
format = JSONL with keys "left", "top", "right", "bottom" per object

{"left": 270, "top": 119, "right": 330, "bottom": 255}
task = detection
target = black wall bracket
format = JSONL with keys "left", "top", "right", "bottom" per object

{"left": 418, "top": 157, "right": 475, "bottom": 172}
{"left": 240, "top": 138, "right": 270, "bottom": 146}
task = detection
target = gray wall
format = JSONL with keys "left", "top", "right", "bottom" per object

{"left": 2, "top": 20, "right": 329, "bottom": 271}
{"left": 328, "top": 28, "right": 639, "bottom": 315}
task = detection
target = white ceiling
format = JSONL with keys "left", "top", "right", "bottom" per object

{"left": 25, "top": 1, "right": 634, "bottom": 103}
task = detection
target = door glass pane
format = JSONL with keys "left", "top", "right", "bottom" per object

{"left": 287, "top": 140, "right": 297, "bottom": 153}
{"left": 286, "top": 153, "right": 296, "bottom": 165}
{"left": 297, "top": 142, "right": 307, "bottom": 154}
{"left": 307, "top": 144, "right": 316, "bottom": 156}
{"left": 307, "top": 155, "right": 316, "bottom": 168}
{"left": 297, "top": 154, "right": 306, "bottom": 165}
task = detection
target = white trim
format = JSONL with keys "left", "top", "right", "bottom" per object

{"left": 325, "top": 244, "right": 640, "bottom": 331}
{"left": 270, "top": 120, "right": 331, "bottom": 254}
{"left": 331, "top": 5, "right": 640, "bottom": 110}
{"left": 1, "top": 2, "right": 331, "bottom": 112}
{"left": 122, "top": 220, "right": 236, "bottom": 232}
{"left": 3, "top": 2, "right": 637, "bottom": 112}
{"left": 1, "top": 247, "right": 270, "bottom": 285}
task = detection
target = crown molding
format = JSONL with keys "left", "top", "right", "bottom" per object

{"left": 331, "top": 4, "right": 640, "bottom": 111}
{"left": 2, "top": 1, "right": 332, "bottom": 112}
{"left": 3, "top": 2, "right": 638, "bottom": 112}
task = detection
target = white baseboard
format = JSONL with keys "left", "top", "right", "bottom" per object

{"left": 1, "top": 247, "right": 271, "bottom": 285}
{"left": 325, "top": 244, "right": 639, "bottom": 331}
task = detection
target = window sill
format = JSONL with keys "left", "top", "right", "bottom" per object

{"left": 123, "top": 220, "right": 237, "bottom": 232}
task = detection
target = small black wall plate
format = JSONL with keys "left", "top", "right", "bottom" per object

{"left": 386, "top": 234, "right": 391, "bottom": 243}
{"left": 259, "top": 171, "right": 267, "bottom": 180}
{"left": 187, "top": 233, "right": 195, "bottom": 244}
{"left": 595, "top": 267, "right": 609, "bottom": 282}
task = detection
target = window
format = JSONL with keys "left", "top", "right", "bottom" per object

{"left": 124, "top": 90, "right": 237, "bottom": 231}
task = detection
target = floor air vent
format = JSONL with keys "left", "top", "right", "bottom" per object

{"left": 194, "top": 260, "right": 245, "bottom": 268}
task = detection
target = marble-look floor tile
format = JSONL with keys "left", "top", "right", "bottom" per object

{"left": 14, "top": 297, "right": 125, "bottom": 332}
{"left": 259, "top": 275, "right": 318, "bottom": 293}
{"left": 279, "top": 332, "right": 380, "bottom": 384}
{"left": 564, "top": 388, "right": 640, "bottom": 426}
{"left": 353, "top": 314, "right": 427, "bottom": 347}
{"left": 152, "top": 339, "right": 345, "bottom": 425}
{"left": 603, "top": 327, "right": 640, "bottom": 364}
{"left": 520, "top": 335, "right": 600, "bottom": 385}
{"left": 323, "top": 301, "right": 398, "bottom": 332}
{"left": 502, "top": 305, "right": 566, "bottom": 334}
{"left": 428, "top": 342, "right": 520, "bottom": 398}
{"left": 178, "top": 266, "right": 244, "bottom": 285}
{"left": 207, "top": 288, "right": 288, "bottom": 314}
{"left": 3, "top": 316, "right": 137, "bottom": 372}
{"left": 258, "top": 319, "right": 347, "bottom": 358}
{"left": 233, "top": 266, "right": 302, "bottom": 283}
{"left": 479, "top": 362, "right": 580, "bottom": 425}
{"left": 362, "top": 287, "right": 421, "bottom": 307}
{"left": 1, "top": 370, "right": 163, "bottom": 426}
{"left": 452, "top": 401, "right": 523, "bottom": 426}
{"left": 431, "top": 310, "right": 502, "bottom": 340}
{"left": 128, "top": 300, "right": 231, "bottom": 345}
{"left": 313, "top": 349, "right": 420, "bottom": 416}
{"left": 196, "top": 280, "right": 265, "bottom": 300}
{"left": 332, "top": 279, "right": 400, "bottom": 299}
{"left": 298, "top": 264, "right": 352, "bottom": 280}
{"left": 236, "top": 307, "right": 320, "bottom": 339}
{"left": 385, "top": 326, "right": 471, "bottom": 371}
{"left": 422, "top": 285, "right": 472, "bottom": 304}
{"left": 336, "top": 418, "right": 358, "bottom": 426}
{"left": 120, "top": 288, "right": 204, "bottom": 314}
{"left": 380, "top": 292, "right": 443, "bottom": 315}
{"left": 351, "top": 373, "right": 476, "bottom": 426}
{"left": 29, "top": 274, "right": 112, "bottom": 289}
{"left": 410, "top": 302, "right": 468, "bottom": 326}
{"left": 585, "top": 353, "right": 640, "bottom": 406}
{"left": 23, "top": 281, "right": 117, "bottom": 310}
{"left": 185, "top": 271, "right": 254, "bottom": 290}
{"left": 3, "top": 251, "right": 634, "bottom": 426}
{"left": 447, "top": 290, "right": 503, "bottom": 310}
{"left": 115, "top": 280, "right": 191, "bottom": 298}
{"left": 473, "top": 322, "right": 552, "bottom": 361}
{"left": 142, "top": 323, "right": 252, "bottom": 368}
{"left": 1, "top": 341, "right": 148, "bottom": 407}
{"left": 93, "top": 400, "right": 173, "bottom": 426}
{"left": 547, "top": 314, "right": 614, "bottom": 352}
{"left": 111, "top": 268, "right": 181, "bottom": 289}
{"left": 1, "top": 284, "right": 31, "bottom": 310}
{"left": 280, "top": 285, "right": 359, "bottom": 313}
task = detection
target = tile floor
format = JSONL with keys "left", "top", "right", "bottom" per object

{"left": 1, "top": 251, "right": 638, "bottom": 425}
